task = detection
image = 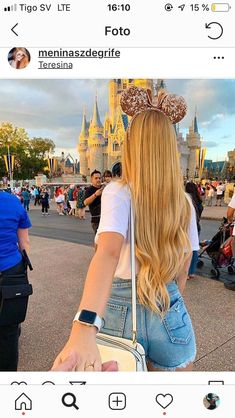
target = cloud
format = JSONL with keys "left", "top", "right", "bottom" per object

{"left": 203, "top": 141, "right": 218, "bottom": 148}
{"left": 167, "top": 79, "right": 235, "bottom": 128}
{"left": 221, "top": 134, "right": 231, "bottom": 140}
{"left": 0, "top": 79, "right": 235, "bottom": 163}
{"left": 0, "top": 79, "right": 109, "bottom": 149}
{"left": 0, "top": 79, "right": 109, "bottom": 130}
{"left": 201, "top": 113, "right": 225, "bottom": 127}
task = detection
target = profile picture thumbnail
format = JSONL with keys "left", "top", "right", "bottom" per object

{"left": 8, "top": 47, "right": 30, "bottom": 69}
{"left": 203, "top": 393, "right": 220, "bottom": 410}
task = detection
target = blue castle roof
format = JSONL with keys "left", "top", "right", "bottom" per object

{"left": 204, "top": 160, "right": 226, "bottom": 172}
{"left": 121, "top": 114, "right": 129, "bottom": 130}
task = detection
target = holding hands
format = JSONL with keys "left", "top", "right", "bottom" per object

{"left": 52, "top": 325, "right": 102, "bottom": 371}
{"left": 51, "top": 323, "right": 118, "bottom": 372}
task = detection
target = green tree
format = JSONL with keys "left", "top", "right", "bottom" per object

{"left": 0, "top": 122, "right": 29, "bottom": 179}
{"left": 26, "top": 137, "right": 55, "bottom": 178}
{"left": 0, "top": 123, "right": 55, "bottom": 180}
{"left": 29, "top": 138, "right": 55, "bottom": 158}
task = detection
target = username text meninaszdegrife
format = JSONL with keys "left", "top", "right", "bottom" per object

{"left": 38, "top": 48, "right": 121, "bottom": 69}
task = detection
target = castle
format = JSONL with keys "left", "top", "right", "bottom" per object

{"left": 78, "top": 79, "right": 202, "bottom": 179}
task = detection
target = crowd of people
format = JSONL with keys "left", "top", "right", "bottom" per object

{"left": 191, "top": 180, "right": 230, "bottom": 207}
{"left": 53, "top": 170, "right": 113, "bottom": 221}
{"left": 5, "top": 185, "right": 51, "bottom": 216}
{"left": 1, "top": 167, "right": 119, "bottom": 221}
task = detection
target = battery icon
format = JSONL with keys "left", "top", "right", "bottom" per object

{"left": 211, "top": 3, "right": 231, "bottom": 11}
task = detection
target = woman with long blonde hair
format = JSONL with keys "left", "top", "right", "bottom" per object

{"left": 9, "top": 48, "right": 30, "bottom": 69}
{"left": 52, "top": 86, "right": 199, "bottom": 372}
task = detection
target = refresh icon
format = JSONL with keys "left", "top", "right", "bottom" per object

{"left": 205, "top": 22, "right": 223, "bottom": 39}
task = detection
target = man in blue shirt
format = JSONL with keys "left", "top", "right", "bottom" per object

{"left": 0, "top": 189, "right": 32, "bottom": 371}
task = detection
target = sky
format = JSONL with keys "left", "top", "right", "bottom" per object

{"left": 0, "top": 79, "right": 234, "bottom": 162}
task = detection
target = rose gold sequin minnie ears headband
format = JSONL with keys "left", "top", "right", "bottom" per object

{"left": 120, "top": 85, "right": 187, "bottom": 124}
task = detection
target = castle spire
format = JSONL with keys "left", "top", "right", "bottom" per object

{"left": 90, "top": 95, "right": 103, "bottom": 129}
{"left": 80, "top": 108, "right": 88, "bottom": 139}
{"left": 156, "top": 79, "right": 166, "bottom": 95}
{"left": 193, "top": 106, "right": 199, "bottom": 134}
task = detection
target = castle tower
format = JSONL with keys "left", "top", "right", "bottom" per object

{"left": 78, "top": 79, "right": 155, "bottom": 176}
{"left": 155, "top": 79, "right": 166, "bottom": 96}
{"left": 109, "top": 79, "right": 118, "bottom": 126}
{"left": 187, "top": 111, "right": 201, "bottom": 178}
{"left": 108, "top": 79, "right": 153, "bottom": 127}
{"left": 109, "top": 79, "right": 132, "bottom": 126}
{"left": 134, "top": 79, "right": 153, "bottom": 91}
{"left": 104, "top": 113, "right": 112, "bottom": 138}
{"left": 78, "top": 111, "right": 89, "bottom": 176}
{"left": 88, "top": 96, "right": 105, "bottom": 174}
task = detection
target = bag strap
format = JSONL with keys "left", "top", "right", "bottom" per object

{"left": 130, "top": 198, "right": 138, "bottom": 346}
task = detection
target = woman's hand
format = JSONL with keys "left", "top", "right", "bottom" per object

{"left": 52, "top": 324, "right": 102, "bottom": 372}
{"left": 51, "top": 350, "right": 118, "bottom": 372}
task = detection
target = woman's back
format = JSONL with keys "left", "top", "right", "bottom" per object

{"left": 96, "top": 178, "right": 198, "bottom": 288}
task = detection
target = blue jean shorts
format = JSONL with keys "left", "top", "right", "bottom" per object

{"left": 100, "top": 278, "right": 196, "bottom": 370}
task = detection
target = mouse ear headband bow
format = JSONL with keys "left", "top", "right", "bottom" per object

{"left": 120, "top": 86, "right": 187, "bottom": 124}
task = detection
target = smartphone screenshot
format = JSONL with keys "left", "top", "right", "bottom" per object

{"left": 0, "top": 1, "right": 235, "bottom": 416}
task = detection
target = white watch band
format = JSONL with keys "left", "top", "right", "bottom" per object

{"left": 73, "top": 311, "right": 102, "bottom": 332}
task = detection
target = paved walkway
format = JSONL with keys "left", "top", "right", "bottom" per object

{"left": 202, "top": 205, "right": 228, "bottom": 220}
{"left": 18, "top": 233, "right": 235, "bottom": 372}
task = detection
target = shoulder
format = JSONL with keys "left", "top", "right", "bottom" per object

{"left": 0, "top": 192, "right": 20, "bottom": 204}
{"left": 185, "top": 192, "right": 198, "bottom": 216}
{"left": 103, "top": 181, "right": 130, "bottom": 201}
{"left": 185, "top": 192, "right": 193, "bottom": 207}
{"left": 85, "top": 186, "right": 94, "bottom": 194}
{"left": 0, "top": 192, "right": 26, "bottom": 218}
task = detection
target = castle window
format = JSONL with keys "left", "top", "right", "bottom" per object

{"left": 113, "top": 141, "right": 120, "bottom": 152}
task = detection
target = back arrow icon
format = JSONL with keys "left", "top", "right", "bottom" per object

{"left": 11, "top": 23, "right": 19, "bottom": 36}
{"left": 205, "top": 22, "right": 223, "bottom": 40}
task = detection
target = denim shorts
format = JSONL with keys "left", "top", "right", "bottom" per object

{"left": 100, "top": 278, "right": 196, "bottom": 370}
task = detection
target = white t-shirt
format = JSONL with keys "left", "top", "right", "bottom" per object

{"left": 208, "top": 188, "right": 214, "bottom": 197}
{"left": 55, "top": 193, "right": 64, "bottom": 203}
{"left": 228, "top": 194, "right": 235, "bottom": 236}
{"left": 95, "top": 181, "right": 199, "bottom": 280}
{"left": 216, "top": 185, "right": 224, "bottom": 195}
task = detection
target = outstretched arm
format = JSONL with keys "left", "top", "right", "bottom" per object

{"left": 52, "top": 231, "right": 123, "bottom": 372}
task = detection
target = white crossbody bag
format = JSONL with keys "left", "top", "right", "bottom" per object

{"left": 96, "top": 202, "right": 147, "bottom": 371}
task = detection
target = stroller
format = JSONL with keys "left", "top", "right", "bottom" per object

{"left": 197, "top": 217, "right": 235, "bottom": 279}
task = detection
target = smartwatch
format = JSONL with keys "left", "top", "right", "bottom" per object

{"left": 73, "top": 310, "right": 102, "bottom": 332}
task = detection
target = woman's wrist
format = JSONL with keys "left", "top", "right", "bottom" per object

{"left": 71, "top": 321, "right": 98, "bottom": 337}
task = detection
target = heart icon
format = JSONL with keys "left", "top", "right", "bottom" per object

{"left": 155, "top": 393, "right": 173, "bottom": 409}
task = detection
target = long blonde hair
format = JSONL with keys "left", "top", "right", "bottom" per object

{"left": 121, "top": 109, "right": 191, "bottom": 315}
